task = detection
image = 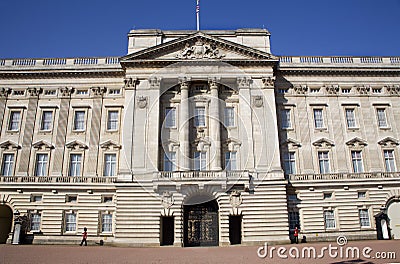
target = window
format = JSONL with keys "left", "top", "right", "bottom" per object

{"left": 102, "top": 196, "right": 113, "bottom": 203}
{"left": 104, "top": 154, "right": 117, "bottom": 176}
{"left": 345, "top": 109, "right": 356, "bottom": 128}
{"left": 280, "top": 109, "right": 292, "bottom": 129}
{"left": 358, "top": 191, "right": 366, "bottom": 199}
{"left": 324, "top": 210, "right": 336, "bottom": 229}
{"left": 165, "top": 107, "right": 176, "bottom": 128}
{"left": 69, "top": 154, "right": 82, "bottom": 176}
{"left": 194, "top": 107, "right": 205, "bottom": 127}
{"left": 283, "top": 152, "right": 296, "bottom": 175}
{"left": 224, "top": 107, "right": 235, "bottom": 127}
{"left": 342, "top": 88, "right": 351, "bottom": 94}
{"left": 30, "top": 212, "right": 41, "bottom": 231}
{"left": 1, "top": 153, "right": 14, "bottom": 176}
{"left": 359, "top": 209, "right": 370, "bottom": 227}
{"left": 313, "top": 109, "right": 324, "bottom": 128}
{"left": 66, "top": 195, "right": 77, "bottom": 203}
{"left": 384, "top": 150, "right": 396, "bottom": 172}
{"left": 8, "top": 111, "right": 21, "bottom": 131}
{"left": 40, "top": 111, "right": 53, "bottom": 131}
{"left": 65, "top": 212, "right": 77, "bottom": 232}
{"left": 225, "top": 151, "right": 237, "bottom": 171}
{"left": 109, "top": 89, "right": 120, "bottom": 95}
{"left": 194, "top": 152, "right": 206, "bottom": 171}
{"left": 31, "top": 195, "right": 42, "bottom": 202}
{"left": 73, "top": 111, "right": 86, "bottom": 131}
{"left": 35, "top": 154, "right": 48, "bottom": 176}
{"left": 163, "top": 152, "right": 176, "bottom": 171}
{"left": 107, "top": 111, "right": 119, "bottom": 131}
{"left": 278, "top": 89, "right": 289, "bottom": 94}
{"left": 323, "top": 192, "right": 333, "bottom": 199}
{"left": 351, "top": 151, "right": 364, "bottom": 173}
{"left": 376, "top": 108, "right": 388, "bottom": 128}
{"left": 76, "top": 90, "right": 88, "bottom": 95}
{"left": 318, "top": 152, "right": 330, "bottom": 174}
{"left": 101, "top": 213, "right": 113, "bottom": 233}
{"left": 288, "top": 211, "right": 300, "bottom": 230}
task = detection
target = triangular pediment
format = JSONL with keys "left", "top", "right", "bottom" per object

{"left": 312, "top": 138, "right": 335, "bottom": 148}
{"left": 0, "top": 140, "right": 20, "bottom": 150}
{"left": 346, "top": 137, "right": 368, "bottom": 148}
{"left": 121, "top": 32, "right": 277, "bottom": 64}
{"left": 378, "top": 137, "right": 399, "bottom": 147}
{"left": 100, "top": 140, "right": 122, "bottom": 150}
{"left": 32, "top": 140, "right": 54, "bottom": 150}
{"left": 66, "top": 140, "right": 88, "bottom": 150}
{"left": 280, "top": 138, "right": 301, "bottom": 148}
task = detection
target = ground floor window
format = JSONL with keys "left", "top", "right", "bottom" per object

{"left": 30, "top": 212, "right": 41, "bottom": 231}
{"left": 101, "top": 213, "right": 113, "bottom": 233}
{"left": 65, "top": 212, "right": 77, "bottom": 232}
{"left": 359, "top": 209, "right": 370, "bottom": 227}
{"left": 324, "top": 210, "right": 336, "bottom": 229}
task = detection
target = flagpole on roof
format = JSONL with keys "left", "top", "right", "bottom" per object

{"left": 196, "top": 0, "right": 200, "bottom": 31}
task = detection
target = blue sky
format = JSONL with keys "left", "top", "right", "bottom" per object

{"left": 0, "top": 0, "right": 399, "bottom": 58}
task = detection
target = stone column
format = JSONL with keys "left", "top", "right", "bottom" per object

{"left": 209, "top": 78, "right": 222, "bottom": 170}
{"left": 179, "top": 77, "right": 190, "bottom": 171}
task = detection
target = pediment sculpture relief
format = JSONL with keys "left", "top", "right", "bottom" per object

{"left": 176, "top": 40, "right": 225, "bottom": 59}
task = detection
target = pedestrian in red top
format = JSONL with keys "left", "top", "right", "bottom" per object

{"left": 80, "top": 227, "right": 88, "bottom": 246}
{"left": 294, "top": 226, "right": 299, "bottom": 244}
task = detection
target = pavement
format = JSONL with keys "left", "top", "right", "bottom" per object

{"left": 0, "top": 240, "right": 399, "bottom": 264}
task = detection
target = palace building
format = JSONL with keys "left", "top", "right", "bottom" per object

{"left": 0, "top": 28, "right": 399, "bottom": 246}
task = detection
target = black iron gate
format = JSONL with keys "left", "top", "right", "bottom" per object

{"left": 183, "top": 200, "right": 219, "bottom": 247}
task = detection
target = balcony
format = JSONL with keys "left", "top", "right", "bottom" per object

{"left": 289, "top": 171, "right": 400, "bottom": 182}
{"left": 0, "top": 175, "right": 117, "bottom": 184}
{"left": 156, "top": 170, "right": 249, "bottom": 180}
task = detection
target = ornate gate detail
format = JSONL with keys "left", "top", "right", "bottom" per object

{"left": 184, "top": 200, "right": 219, "bottom": 247}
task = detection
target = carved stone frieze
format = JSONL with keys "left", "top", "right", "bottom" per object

{"left": 293, "top": 85, "right": 308, "bottom": 95}
{"left": 252, "top": 95, "right": 263, "bottom": 108}
{"left": 137, "top": 96, "right": 148, "bottom": 109}
{"left": 325, "top": 85, "right": 340, "bottom": 95}
{"left": 59, "top": 86, "right": 74, "bottom": 97}
{"left": 148, "top": 77, "right": 161, "bottom": 88}
{"left": 27, "top": 87, "right": 43, "bottom": 97}
{"left": 262, "top": 76, "right": 276, "bottom": 88}
{"left": 385, "top": 85, "right": 400, "bottom": 95}
{"left": 91, "top": 86, "right": 107, "bottom": 96}
{"left": 356, "top": 85, "right": 370, "bottom": 95}
{"left": 124, "top": 77, "right": 139, "bottom": 89}
{"left": 0, "top": 87, "right": 11, "bottom": 98}
{"left": 176, "top": 40, "right": 225, "bottom": 59}
{"left": 229, "top": 190, "right": 243, "bottom": 208}
{"left": 237, "top": 77, "right": 253, "bottom": 88}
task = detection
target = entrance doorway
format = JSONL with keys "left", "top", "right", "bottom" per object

{"left": 184, "top": 200, "right": 219, "bottom": 247}
{"left": 160, "top": 216, "right": 174, "bottom": 246}
{"left": 0, "top": 205, "right": 13, "bottom": 243}
{"left": 229, "top": 215, "right": 242, "bottom": 245}
{"left": 388, "top": 201, "right": 400, "bottom": 239}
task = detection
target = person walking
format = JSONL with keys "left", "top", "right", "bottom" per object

{"left": 80, "top": 227, "right": 88, "bottom": 246}
{"left": 294, "top": 226, "right": 299, "bottom": 244}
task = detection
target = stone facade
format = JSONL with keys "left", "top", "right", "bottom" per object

{"left": 0, "top": 28, "right": 399, "bottom": 246}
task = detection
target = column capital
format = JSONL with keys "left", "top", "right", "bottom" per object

{"left": 262, "top": 76, "right": 276, "bottom": 88}
{"left": 208, "top": 77, "right": 221, "bottom": 89}
{"left": 27, "top": 87, "right": 43, "bottom": 97}
{"left": 124, "top": 77, "right": 140, "bottom": 90}
{"left": 178, "top": 76, "right": 191, "bottom": 89}
{"left": 148, "top": 76, "right": 162, "bottom": 88}
{"left": 237, "top": 77, "right": 253, "bottom": 88}
{"left": 0, "top": 87, "right": 11, "bottom": 98}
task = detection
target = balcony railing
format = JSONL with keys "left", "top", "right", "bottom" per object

{"left": 156, "top": 170, "right": 249, "bottom": 180}
{"left": 0, "top": 57, "right": 121, "bottom": 68}
{"left": 279, "top": 56, "right": 400, "bottom": 66}
{"left": 289, "top": 171, "right": 400, "bottom": 182}
{"left": 0, "top": 176, "right": 117, "bottom": 184}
